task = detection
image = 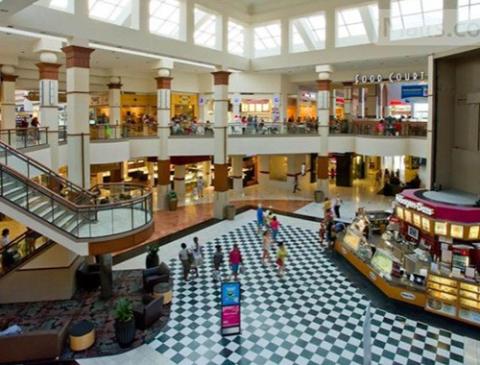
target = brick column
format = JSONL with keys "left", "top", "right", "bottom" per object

{"left": 231, "top": 155, "right": 243, "bottom": 192}
{"left": 316, "top": 65, "right": 333, "bottom": 195}
{"left": 212, "top": 70, "right": 231, "bottom": 219}
{"left": 62, "top": 45, "right": 95, "bottom": 188}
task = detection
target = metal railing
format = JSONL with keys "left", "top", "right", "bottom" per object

{"left": 228, "top": 122, "right": 319, "bottom": 136}
{"left": 329, "top": 120, "right": 427, "bottom": 137}
{"left": 170, "top": 122, "right": 214, "bottom": 137}
{"left": 0, "top": 163, "right": 153, "bottom": 240}
{"left": 89, "top": 124, "right": 158, "bottom": 141}
{"left": 0, "top": 231, "right": 53, "bottom": 277}
{"left": 0, "top": 128, "right": 49, "bottom": 149}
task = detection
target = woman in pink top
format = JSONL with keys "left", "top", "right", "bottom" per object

{"left": 229, "top": 244, "right": 243, "bottom": 281}
{"left": 270, "top": 216, "right": 281, "bottom": 242}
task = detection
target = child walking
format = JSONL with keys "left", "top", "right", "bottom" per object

{"left": 261, "top": 230, "right": 272, "bottom": 265}
{"left": 270, "top": 216, "right": 281, "bottom": 242}
{"left": 276, "top": 242, "right": 288, "bottom": 277}
{"left": 213, "top": 245, "right": 224, "bottom": 281}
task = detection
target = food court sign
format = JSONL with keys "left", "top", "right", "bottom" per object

{"left": 354, "top": 72, "right": 426, "bottom": 84}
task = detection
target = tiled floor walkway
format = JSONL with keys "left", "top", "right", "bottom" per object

{"left": 113, "top": 210, "right": 479, "bottom": 365}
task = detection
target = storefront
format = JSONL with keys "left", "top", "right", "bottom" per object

{"left": 336, "top": 189, "right": 480, "bottom": 327}
{"left": 172, "top": 93, "right": 198, "bottom": 120}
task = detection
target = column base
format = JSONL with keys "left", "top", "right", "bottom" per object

{"left": 214, "top": 191, "right": 229, "bottom": 219}
{"left": 98, "top": 254, "right": 113, "bottom": 300}
{"left": 156, "top": 184, "right": 169, "bottom": 211}
{"left": 316, "top": 179, "right": 329, "bottom": 197}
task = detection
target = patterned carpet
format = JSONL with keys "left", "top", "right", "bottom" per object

{"left": 0, "top": 270, "right": 170, "bottom": 359}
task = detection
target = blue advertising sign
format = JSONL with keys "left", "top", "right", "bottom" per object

{"left": 401, "top": 84, "right": 427, "bottom": 99}
{"left": 221, "top": 282, "right": 241, "bottom": 336}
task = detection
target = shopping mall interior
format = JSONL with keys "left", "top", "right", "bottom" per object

{"left": 0, "top": 0, "right": 480, "bottom": 364}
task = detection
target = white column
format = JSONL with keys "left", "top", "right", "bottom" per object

{"left": 443, "top": 0, "right": 458, "bottom": 37}
{"left": 212, "top": 70, "right": 231, "bottom": 219}
{"left": 174, "top": 164, "right": 185, "bottom": 197}
{"left": 343, "top": 82, "right": 353, "bottom": 121}
{"left": 37, "top": 57, "right": 61, "bottom": 171}
{"left": 62, "top": 44, "right": 94, "bottom": 188}
{"left": 287, "top": 154, "right": 297, "bottom": 190}
{"left": 0, "top": 66, "right": 17, "bottom": 135}
{"left": 378, "top": 0, "right": 391, "bottom": 45}
{"left": 425, "top": 55, "right": 434, "bottom": 190}
{"left": 108, "top": 78, "right": 122, "bottom": 125}
{"left": 316, "top": 65, "right": 332, "bottom": 195}
{"left": 231, "top": 155, "right": 243, "bottom": 192}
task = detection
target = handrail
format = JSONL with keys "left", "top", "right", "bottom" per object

{"left": 0, "top": 232, "right": 28, "bottom": 256}
{"left": 0, "top": 139, "right": 96, "bottom": 201}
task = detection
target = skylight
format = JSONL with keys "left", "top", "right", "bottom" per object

{"left": 336, "top": 3, "right": 379, "bottom": 47}
{"left": 150, "top": 0, "right": 184, "bottom": 40}
{"left": 390, "top": 0, "right": 444, "bottom": 40}
{"left": 194, "top": 6, "right": 221, "bottom": 50}
{"left": 88, "top": 0, "right": 133, "bottom": 27}
{"left": 228, "top": 20, "right": 246, "bottom": 56}
{"left": 458, "top": 0, "right": 480, "bottom": 31}
{"left": 254, "top": 22, "right": 281, "bottom": 58}
{"left": 290, "top": 13, "right": 326, "bottom": 53}
{"left": 36, "top": 0, "right": 74, "bottom": 13}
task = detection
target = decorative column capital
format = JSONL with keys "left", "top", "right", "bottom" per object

{"left": 36, "top": 62, "right": 62, "bottom": 80}
{"left": 107, "top": 82, "right": 123, "bottom": 89}
{"left": 156, "top": 76, "right": 173, "bottom": 89}
{"left": 211, "top": 71, "right": 231, "bottom": 86}
{"left": 1, "top": 74, "right": 18, "bottom": 82}
{"left": 317, "top": 80, "right": 332, "bottom": 91}
{"left": 342, "top": 81, "right": 354, "bottom": 87}
{"left": 61, "top": 45, "right": 95, "bottom": 68}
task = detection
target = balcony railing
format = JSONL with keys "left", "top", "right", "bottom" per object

{"left": 89, "top": 124, "right": 158, "bottom": 141}
{"left": 170, "top": 122, "right": 214, "bottom": 137}
{"left": 228, "top": 122, "right": 319, "bottom": 136}
{"left": 329, "top": 120, "right": 427, "bottom": 137}
{"left": 0, "top": 128, "right": 49, "bottom": 149}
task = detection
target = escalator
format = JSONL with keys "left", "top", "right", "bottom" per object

{"left": 0, "top": 231, "right": 55, "bottom": 279}
{"left": 0, "top": 141, "right": 153, "bottom": 256}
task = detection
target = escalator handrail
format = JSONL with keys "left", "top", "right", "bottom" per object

{"left": 0, "top": 232, "right": 28, "bottom": 256}
{"left": 0, "top": 140, "right": 96, "bottom": 200}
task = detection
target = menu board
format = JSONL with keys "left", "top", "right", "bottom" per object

{"left": 450, "top": 224, "right": 465, "bottom": 239}
{"left": 469, "top": 226, "right": 479, "bottom": 240}
{"left": 396, "top": 207, "right": 404, "bottom": 220}
{"left": 413, "top": 214, "right": 421, "bottom": 228}
{"left": 435, "top": 221, "right": 448, "bottom": 236}
{"left": 422, "top": 217, "right": 431, "bottom": 232}
{"left": 404, "top": 210, "right": 412, "bottom": 224}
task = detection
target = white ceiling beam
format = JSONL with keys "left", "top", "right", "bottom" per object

{"left": 294, "top": 20, "right": 316, "bottom": 51}
{"left": 359, "top": 6, "right": 377, "bottom": 43}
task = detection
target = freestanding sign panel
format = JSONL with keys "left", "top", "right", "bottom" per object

{"left": 221, "top": 282, "right": 241, "bottom": 336}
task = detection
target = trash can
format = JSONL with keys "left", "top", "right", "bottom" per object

{"left": 314, "top": 190, "right": 324, "bottom": 203}
{"left": 225, "top": 205, "right": 236, "bottom": 220}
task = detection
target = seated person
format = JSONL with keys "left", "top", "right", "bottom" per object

{"left": 0, "top": 319, "right": 22, "bottom": 336}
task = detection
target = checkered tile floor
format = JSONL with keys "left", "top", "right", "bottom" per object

{"left": 149, "top": 219, "right": 465, "bottom": 365}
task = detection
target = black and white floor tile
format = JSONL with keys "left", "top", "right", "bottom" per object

{"left": 148, "top": 212, "right": 465, "bottom": 365}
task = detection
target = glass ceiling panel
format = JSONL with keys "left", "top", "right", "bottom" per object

{"left": 228, "top": 20, "right": 246, "bottom": 56}
{"left": 150, "top": 0, "right": 182, "bottom": 40}
{"left": 390, "top": 0, "right": 444, "bottom": 39}
{"left": 290, "top": 13, "right": 326, "bottom": 53}
{"left": 254, "top": 22, "right": 281, "bottom": 57}
{"left": 458, "top": 0, "right": 480, "bottom": 23}
{"left": 194, "top": 7, "right": 219, "bottom": 49}
{"left": 89, "top": 0, "right": 132, "bottom": 26}
{"left": 36, "top": 0, "right": 73, "bottom": 13}
{"left": 336, "top": 3, "right": 378, "bottom": 47}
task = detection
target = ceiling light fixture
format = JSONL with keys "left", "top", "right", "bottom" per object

{"left": 0, "top": 26, "right": 67, "bottom": 41}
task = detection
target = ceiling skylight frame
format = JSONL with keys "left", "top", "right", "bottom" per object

{"left": 335, "top": 2, "right": 379, "bottom": 48}
{"left": 253, "top": 21, "right": 282, "bottom": 58}
{"left": 194, "top": 5, "right": 222, "bottom": 50}
{"left": 290, "top": 12, "right": 327, "bottom": 53}
{"left": 149, "top": 0, "right": 186, "bottom": 40}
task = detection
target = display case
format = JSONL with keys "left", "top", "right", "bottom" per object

{"left": 371, "top": 249, "right": 395, "bottom": 277}
{"left": 458, "top": 282, "right": 480, "bottom": 325}
{"left": 426, "top": 274, "right": 458, "bottom": 317}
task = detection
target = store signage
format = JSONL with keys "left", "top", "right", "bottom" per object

{"left": 199, "top": 96, "right": 205, "bottom": 106}
{"left": 232, "top": 94, "right": 241, "bottom": 106}
{"left": 354, "top": 72, "right": 426, "bottom": 84}
{"left": 401, "top": 84, "right": 428, "bottom": 98}
{"left": 400, "top": 292, "right": 416, "bottom": 301}
{"left": 395, "top": 194, "right": 434, "bottom": 216}
{"left": 273, "top": 94, "right": 281, "bottom": 107}
{"left": 221, "top": 282, "right": 241, "bottom": 336}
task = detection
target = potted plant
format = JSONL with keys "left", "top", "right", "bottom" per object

{"left": 146, "top": 244, "right": 160, "bottom": 268}
{"left": 167, "top": 191, "right": 178, "bottom": 211}
{"left": 114, "top": 298, "right": 135, "bottom": 348}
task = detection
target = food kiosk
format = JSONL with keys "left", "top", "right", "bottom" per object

{"left": 336, "top": 189, "right": 480, "bottom": 327}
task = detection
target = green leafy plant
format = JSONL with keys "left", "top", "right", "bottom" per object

{"left": 167, "top": 191, "right": 177, "bottom": 200}
{"left": 114, "top": 298, "right": 133, "bottom": 323}
{"left": 147, "top": 244, "right": 159, "bottom": 254}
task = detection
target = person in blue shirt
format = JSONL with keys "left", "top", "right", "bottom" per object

{"left": 257, "top": 204, "right": 264, "bottom": 232}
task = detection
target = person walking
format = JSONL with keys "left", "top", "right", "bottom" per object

{"left": 197, "top": 176, "right": 205, "bottom": 198}
{"left": 229, "top": 244, "right": 243, "bottom": 281}
{"left": 333, "top": 194, "right": 343, "bottom": 219}
{"left": 323, "top": 196, "right": 332, "bottom": 218}
{"left": 261, "top": 230, "right": 272, "bottom": 265}
{"left": 178, "top": 243, "right": 192, "bottom": 281}
{"left": 293, "top": 174, "right": 301, "bottom": 193}
{"left": 319, "top": 221, "right": 326, "bottom": 245}
{"left": 256, "top": 204, "right": 264, "bottom": 232}
{"left": 191, "top": 237, "right": 203, "bottom": 278}
{"left": 276, "top": 242, "right": 288, "bottom": 277}
{"left": 270, "top": 216, "right": 281, "bottom": 242}
{"left": 213, "top": 245, "right": 224, "bottom": 281}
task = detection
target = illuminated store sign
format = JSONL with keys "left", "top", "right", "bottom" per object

{"left": 395, "top": 194, "right": 434, "bottom": 216}
{"left": 354, "top": 72, "right": 426, "bottom": 84}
